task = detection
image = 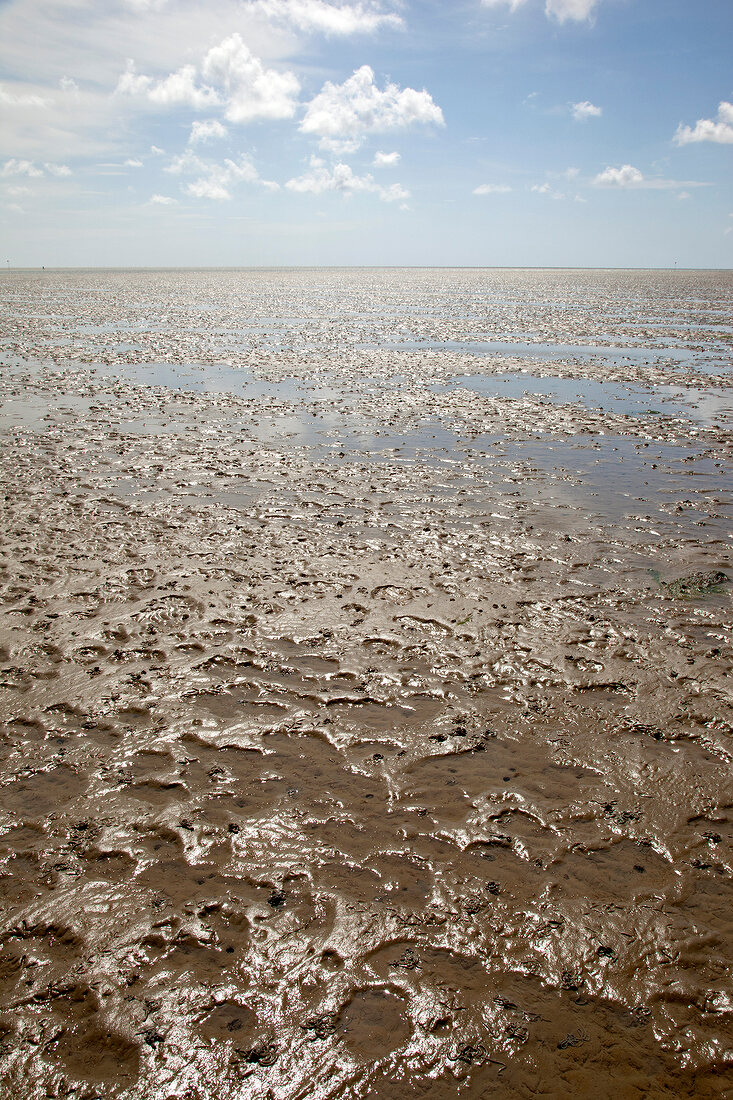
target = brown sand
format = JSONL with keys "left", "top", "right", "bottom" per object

{"left": 0, "top": 268, "right": 732, "bottom": 1098}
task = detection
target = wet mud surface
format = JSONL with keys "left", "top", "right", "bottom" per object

{"left": 0, "top": 268, "right": 732, "bottom": 1098}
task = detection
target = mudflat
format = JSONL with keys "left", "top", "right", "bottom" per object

{"left": 0, "top": 268, "right": 731, "bottom": 1099}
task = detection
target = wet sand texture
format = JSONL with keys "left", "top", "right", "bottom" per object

{"left": 0, "top": 268, "right": 732, "bottom": 1098}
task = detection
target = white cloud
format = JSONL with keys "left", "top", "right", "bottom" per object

{"left": 546, "top": 0, "right": 597, "bottom": 20}
{"left": 675, "top": 101, "right": 733, "bottom": 146}
{"left": 0, "top": 0, "right": 293, "bottom": 90}
{"left": 531, "top": 181, "right": 564, "bottom": 198}
{"left": 571, "top": 100, "right": 601, "bottom": 122}
{"left": 380, "top": 182, "right": 410, "bottom": 202}
{"left": 150, "top": 145, "right": 166, "bottom": 156}
{"left": 124, "top": 158, "right": 143, "bottom": 168}
{"left": 286, "top": 156, "right": 409, "bottom": 201}
{"left": 593, "top": 164, "right": 643, "bottom": 187}
{"left": 473, "top": 183, "right": 512, "bottom": 195}
{"left": 201, "top": 34, "right": 300, "bottom": 123}
{"left": 300, "top": 65, "right": 444, "bottom": 152}
{"left": 481, "top": 0, "right": 599, "bottom": 22}
{"left": 189, "top": 120, "right": 229, "bottom": 145}
{"left": 165, "top": 150, "right": 208, "bottom": 175}
{"left": 481, "top": 0, "right": 529, "bottom": 10}
{"left": 1, "top": 158, "right": 72, "bottom": 180}
{"left": 117, "top": 35, "right": 300, "bottom": 125}
{"left": 0, "top": 83, "right": 49, "bottom": 108}
{"left": 248, "top": 0, "right": 403, "bottom": 35}
{"left": 59, "top": 76, "right": 79, "bottom": 94}
{"left": 150, "top": 193, "right": 177, "bottom": 204}
{"left": 0, "top": 0, "right": 300, "bottom": 160}
{"left": 373, "top": 150, "right": 400, "bottom": 167}
{"left": 591, "top": 165, "right": 707, "bottom": 191}
{"left": 1, "top": 158, "right": 44, "bottom": 177}
{"left": 116, "top": 61, "right": 220, "bottom": 110}
{"left": 166, "top": 150, "right": 275, "bottom": 200}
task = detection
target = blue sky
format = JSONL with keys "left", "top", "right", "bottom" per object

{"left": 0, "top": 0, "right": 731, "bottom": 266}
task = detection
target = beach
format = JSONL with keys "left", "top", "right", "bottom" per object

{"left": 0, "top": 267, "right": 731, "bottom": 1098}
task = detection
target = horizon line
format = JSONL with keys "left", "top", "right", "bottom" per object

{"left": 2, "top": 265, "right": 732, "bottom": 273}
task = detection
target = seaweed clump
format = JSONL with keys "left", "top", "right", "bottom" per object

{"left": 662, "top": 571, "right": 730, "bottom": 598}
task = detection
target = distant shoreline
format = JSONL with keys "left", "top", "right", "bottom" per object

{"left": 2, "top": 265, "right": 732, "bottom": 273}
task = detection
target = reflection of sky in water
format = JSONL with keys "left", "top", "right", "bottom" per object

{"left": 465, "top": 437, "right": 733, "bottom": 526}
{"left": 95, "top": 359, "right": 733, "bottom": 429}
{"left": 369, "top": 339, "right": 731, "bottom": 374}
{"left": 4, "top": 371, "right": 730, "bottom": 535}
{"left": 92, "top": 360, "right": 308, "bottom": 401}
{"left": 439, "top": 373, "right": 733, "bottom": 426}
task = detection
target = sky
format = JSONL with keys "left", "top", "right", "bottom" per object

{"left": 0, "top": 0, "right": 731, "bottom": 267}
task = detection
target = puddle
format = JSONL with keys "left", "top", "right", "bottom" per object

{"left": 440, "top": 373, "right": 733, "bottom": 426}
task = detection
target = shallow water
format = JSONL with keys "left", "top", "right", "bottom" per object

{"left": 371, "top": 337, "right": 731, "bottom": 374}
{"left": 0, "top": 268, "right": 731, "bottom": 1100}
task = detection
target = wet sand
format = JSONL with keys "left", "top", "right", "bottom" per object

{"left": 0, "top": 268, "right": 732, "bottom": 1098}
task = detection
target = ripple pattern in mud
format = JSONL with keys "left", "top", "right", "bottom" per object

{"left": 0, "top": 268, "right": 732, "bottom": 1100}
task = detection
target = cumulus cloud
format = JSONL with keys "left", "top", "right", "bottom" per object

{"left": 116, "top": 61, "right": 219, "bottom": 109}
{"left": 189, "top": 119, "right": 229, "bottom": 145}
{"left": 593, "top": 164, "right": 644, "bottom": 187}
{"left": 675, "top": 101, "right": 733, "bottom": 145}
{"left": 201, "top": 34, "right": 300, "bottom": 123}
{"left": 571, "top": 100, "right": 601, "bottom": 121}
{"left": 373, "top": 150, "right": 400, "bottom": 167}
{"left": 165, "top": 150, "right": 208, "bottom": 175}
{"left": 300, "top": 65, "right": 443, "bottom": 152}
{"left": 591, "top": 165, "right": 707, "bottom": 191}
{"left": 286, "top": 155, "right": 409, "bottom": 201}
{"left": 248, "top": 0, "right": 403, "bottom": 35}
{"left": 186, "top": 161, "right": 253, "bottom": 200}
{"left": 473, "top": 183, "right": 512, "bottom": 194}
{"left": 481, "top": 0, "right": 599, "bottom": 22}
{"left": 166, "top": 150, "right": 276, "bottom": 200}
{"left": 44, "top": 162, "right": 72, "bottom": 176}
{"left": 150, "top": 193, "right": 177, "bottom": 204}
{"left": 124, "top": 158, "right": 143, "bottom": 167}
{"left": 117, "top": 35, "right": 300, "bottom": 124}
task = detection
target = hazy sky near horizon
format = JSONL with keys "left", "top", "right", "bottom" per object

{"left": 0, "top": 0, "right": 731, "bottom": 267}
